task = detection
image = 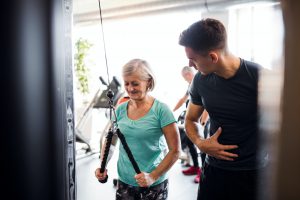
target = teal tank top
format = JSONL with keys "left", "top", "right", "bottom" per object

{"left": 115, "top": 99, "right": 176, "bottom": 186}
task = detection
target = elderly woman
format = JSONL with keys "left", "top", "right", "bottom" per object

{"left": 95, "top": 58, "right": 180, "bottom": 200}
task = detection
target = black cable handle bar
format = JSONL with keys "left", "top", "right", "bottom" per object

{"left": 98, "top": 89, "right": 141, "bottom": 183}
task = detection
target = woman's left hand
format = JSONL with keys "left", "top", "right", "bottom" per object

{"left": 134, "top": 172, "right": 156, "bottom": 187}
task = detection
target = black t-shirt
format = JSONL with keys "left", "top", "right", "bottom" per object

{"left": 189, "top": 58, "right": 268, "bottom": 170}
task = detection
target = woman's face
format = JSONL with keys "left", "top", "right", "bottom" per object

{"left": 123, "top": 73, "right": 149, "bottom": 101}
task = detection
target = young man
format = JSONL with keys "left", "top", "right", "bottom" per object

{"left": 179, "top": 18, "right": 268, "bottom": 200}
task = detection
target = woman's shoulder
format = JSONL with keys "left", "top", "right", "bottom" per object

{"left": 152, "top": 99, "right": 171, "bottom": 112}
{"left": 115, "top": 100, "right": 128, "bottom": 113}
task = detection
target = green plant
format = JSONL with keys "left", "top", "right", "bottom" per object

{"left": 74, "top": 38, "right": 93, "bottom": 95}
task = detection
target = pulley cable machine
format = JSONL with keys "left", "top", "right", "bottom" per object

{"left": 96, "top": 0, "right": 142, "bottom": 184}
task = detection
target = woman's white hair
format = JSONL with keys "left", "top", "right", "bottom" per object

{"left": 122, "top": 59, "right": 156, "bottom": 91}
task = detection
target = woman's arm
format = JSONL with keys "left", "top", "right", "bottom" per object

{"left": 135, "top": 123, "right": 181, "bottom": 187}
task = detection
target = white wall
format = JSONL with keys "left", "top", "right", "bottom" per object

{"left": 227, "top": 3, "right": 284, "bottom": 69}
{"left": 73, "top": 2, "right": 283, "bottom": 117}
{"left": 74, "top": 9, "right": 203, "bottom": 117}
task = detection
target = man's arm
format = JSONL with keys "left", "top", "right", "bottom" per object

{"left": 185, "top": 102, "right": 239, "bottom": 161}
{"left": 184, "top": 102, "right": 204, "bottom": 144}
{"left": 173, "top": 94, "right": 188, "bottom": 112}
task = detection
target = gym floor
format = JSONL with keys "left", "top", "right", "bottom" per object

{"left": 76, "top": 149, "right": 199, "bottom": 200}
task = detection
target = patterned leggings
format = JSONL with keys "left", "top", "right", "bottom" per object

{"left": 116, "top": 179, "right": 168, "bottom": 200}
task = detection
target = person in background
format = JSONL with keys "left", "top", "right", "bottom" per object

{"left": 173, "top": 66, "right": 202, "bottom": 183}
{"left": 95, "top": 58, "right": 180, "bottom": 200}
{"left": 179, "top": 18, "right": 268, "bottom": 200}
{"left": 116, "top": 95, "right": 130, "bottom": 105}
{"left": 199, "top": 109, "right": 210, "bottom": 170}
{"left": 173, "top": 66, "right": 195, "bottom": 112}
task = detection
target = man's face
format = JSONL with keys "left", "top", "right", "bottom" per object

{"left": 185, "top": 47, "right": 213, "bottom": 75}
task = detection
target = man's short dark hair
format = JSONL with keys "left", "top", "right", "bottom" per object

{"left": 179, "top": 18, "right": 227, "bottom": 55}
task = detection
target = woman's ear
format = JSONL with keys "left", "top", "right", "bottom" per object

{"left": 146, "top": 80, "right": 150, "bottom": 91}
{"left": 209, "top": 52, "right": 218, "bottom": 63}
{"left": 147, "top": 78, "right": 153, "bottom": 90}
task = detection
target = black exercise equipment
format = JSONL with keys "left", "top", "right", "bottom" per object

{"left": 93, "top": 76, "right": 123, "bottom": 108}
{"left": 75, "top": 76, "right": 123, "bottom": 154}
{"left": 98, "top": 89, "right": 141, "bottom": 184}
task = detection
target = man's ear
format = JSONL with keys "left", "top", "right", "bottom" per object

{"left": 209, "top": 52, "right": 218, "bottom": 63}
